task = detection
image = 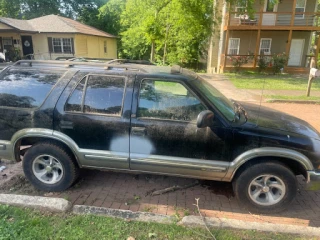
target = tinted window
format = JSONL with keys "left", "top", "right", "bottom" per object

{"left": 83, "top": 75, "right": 125, "bottom": 115}
{"left": 65, "top": 78, "right": 86, "bottom": 112}
{"left": 138, "top": 80, "right": 206, "bottom": 121}
{"left": 0, "top": 69, "right": 64, "bottom": 108}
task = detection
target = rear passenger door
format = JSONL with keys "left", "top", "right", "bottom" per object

{"left": 54, "top": 73, "right": 133, "bottom": 170}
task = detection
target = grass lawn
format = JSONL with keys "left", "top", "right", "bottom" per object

{"left": 265, "top": 95, "right": 320, "bottom": 101}
{"left": 0, "top": 205, "right": 316, "bottom": 240}
{"left": 225, "top": 72, "right": 320, "bottom": 91}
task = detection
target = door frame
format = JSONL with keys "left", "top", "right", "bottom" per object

{"left": 288, "top": 39, "right": 305, "bottom": 66}
{"left": 21, "top": 35, "right": 34, "bottom": 58}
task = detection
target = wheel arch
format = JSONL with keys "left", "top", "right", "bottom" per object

{"left": 11, "top": 128, "right": 82, "bottom": 168}
{"left": 224, "top": 147, "right": 313, "bottom": 181}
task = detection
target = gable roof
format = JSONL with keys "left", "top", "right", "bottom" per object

{"left": 0, "top": 14, "right": 117, "bottom": 38}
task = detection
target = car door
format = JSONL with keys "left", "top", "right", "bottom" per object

{"left": 129, "top": 76, "right": 232, "bottom": 180}
{"left": 54, "top": 72, "right": 133, "bottom": 170}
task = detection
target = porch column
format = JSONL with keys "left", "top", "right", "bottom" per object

{"left": 223, "top": 30, "right": 230, "bottom": 71}
{"left": 315, "top": 33, "right": 320, "bottom": 68}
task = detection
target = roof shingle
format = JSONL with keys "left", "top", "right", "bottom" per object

{"left": 0, "top": 14, "right": 116, "bottom": 38}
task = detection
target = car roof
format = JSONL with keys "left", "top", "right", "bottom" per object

{"left": 8, "top": 60, "right": 196, "bottom": 80}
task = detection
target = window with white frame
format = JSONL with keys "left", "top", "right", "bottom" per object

{"left": 52, "top": 38, "right": 73, "bottom": 53}
{"left": 235, "top": 0, "right": 247, "bottom": 18}
{"left": 228, "top": 38, "right": 240, "bottom": 55}
{"left": 295, "top": 0, "right": 306, "bottom": 19}
{"left": 259, "top": 38, "right": 272, "bottom": 54}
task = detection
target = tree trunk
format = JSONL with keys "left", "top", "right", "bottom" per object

{"left": 150, "top": 40, "right": 155, "bottom": 63}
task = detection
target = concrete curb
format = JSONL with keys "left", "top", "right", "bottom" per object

{"left": 266, "top": 99, "right": 320, "bottom": 104}
{"left": 180, "top": 216, "right": 320, "bottom": 237}
{"left": 0, "top": 194, "right": 71, "bottom": 212}
{"left": 73, "top": 205, "right": 174, "bottom": 224}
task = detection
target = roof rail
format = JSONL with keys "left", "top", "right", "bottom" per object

{"left": 171, "top": 65, "right": 182, "bottom": 74}
{"left": 12, "top": 60, "right": 148, "bottom": 72}
{"left": 106, "top": 59, "right": 155, "bottom": 65}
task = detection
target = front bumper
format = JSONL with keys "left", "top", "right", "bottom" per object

{"left": 306, "top": 170, "right": 320, "bottom": 191}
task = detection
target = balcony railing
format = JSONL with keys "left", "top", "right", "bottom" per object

{"left": 226, "top": 12, "right": 320, "bottom": 27}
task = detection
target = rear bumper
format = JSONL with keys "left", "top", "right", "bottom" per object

{"left": 306, "top": 170, "right": 320, "bottom": 191}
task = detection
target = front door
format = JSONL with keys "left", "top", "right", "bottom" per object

{"left": 262, "top": 0, "right": 278, "bottom": 26}
{"left": 129, "top": 77, "right": 231, "bottom": 180}
{"left": 21, "top": 36, "right": 34, "bottom": 58}
{"left": 288, "top": 39, "right": 305, "bottom": 66}
{"left": 55, "top": 73, "right": 133, "bottom": 169}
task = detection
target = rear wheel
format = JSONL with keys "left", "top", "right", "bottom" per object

{"left": 23, "top": 143, "right": 79, "bottom": 192}
{"left": 233, "top": 161, "right": 297, "bottom": 213}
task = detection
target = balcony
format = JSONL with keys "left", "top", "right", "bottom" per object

{"left": 225, "top": 12, "right": 320, "bottom": 30}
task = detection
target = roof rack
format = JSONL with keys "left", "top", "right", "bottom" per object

{"left": 106, "top": 59, "right": 155, "bottom": 65}
{"left": 171, "top": 65, "right": 182, "bottom": 74}
{"left": 12, "top": 60, "right": 148, "bottom": 72}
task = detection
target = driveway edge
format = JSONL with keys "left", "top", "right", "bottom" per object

{"left": 73, "top": 205, "right": 175, "bottom": 223}
{"left": 266, "top": 99, "right": 320, "bottom": 104}
{"left": 0, "top": 194, "right": 71, "bottom": 212}
{"left": 181, "top": 215, "right": 320, "bottom": 237}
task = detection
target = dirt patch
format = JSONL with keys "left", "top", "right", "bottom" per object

{"left": 200, "top": 180, "right": 235, "bottom": 199}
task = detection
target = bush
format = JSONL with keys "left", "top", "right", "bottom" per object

{"left": 229, "top": 55, "right": 253, "bottom": 73}
{"left": 257, "top": 55, "right": 269, "bottom": 73}
{"left": 270, "top": 53, "right": 288, "bottom": 74}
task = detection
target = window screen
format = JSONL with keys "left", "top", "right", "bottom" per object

{"left": 0, "top": 69, "right": 64, "bottom": 108}
{"left": 260, "top": 39, "right": 272, "bottom": 54}
{"left": 138, "top": 80, "right": 206, "bottom": 121}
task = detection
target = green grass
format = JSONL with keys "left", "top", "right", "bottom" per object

{"left": 265, "top": 95, "right": 320, "bottom": 101}
{"left": 0, "top": 205, "right": 316, "bottom": 240}
{"left": 225, "top": 72, "right": 320, "bottom": 91}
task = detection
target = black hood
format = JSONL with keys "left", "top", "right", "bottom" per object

{"left": 240, "top": 102, "right": 320, "bottom": 139}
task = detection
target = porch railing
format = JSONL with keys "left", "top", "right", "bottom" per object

{"left": 226, "top": 12, "right": 320, "bottom": 27}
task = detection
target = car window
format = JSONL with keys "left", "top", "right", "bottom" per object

{"left": 138, "top": 79, "right": 206, "bottom": 121}
{"left": 65, "top": 75, "right": 125, "bottom": 116}
{"left": 0, "top": 68, "right": 65, "bottom": 108}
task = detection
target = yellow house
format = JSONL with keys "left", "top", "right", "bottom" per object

{"left": 0, "top": 14, "right": 117, "bottom": 61}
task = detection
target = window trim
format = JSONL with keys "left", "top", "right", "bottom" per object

{"left": 136, "top": 78, "right": 207, "bottom": 122}
{"left": 228, "top": 38, "right": 240, "bottom": 55}
{"left": 64, "top": 74, "right": 127, "bottom": 117}
{"left": 52, "top": 38, "right": 73, "bottom": 54}
{"left": 259, "top": 38, "right": 272, "bottom": 54}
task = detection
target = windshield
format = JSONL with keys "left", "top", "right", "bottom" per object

{"left": 191, "top": 77, "right": 236, "bottom": 122}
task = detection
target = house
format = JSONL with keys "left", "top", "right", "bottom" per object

{"left": 207, "top": 0, "right": 320, "bottom": 73}
{"left": 0, "top": 14, "right": 117, "bottom": 61}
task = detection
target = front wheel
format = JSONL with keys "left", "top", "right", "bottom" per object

{"left": 23, "top": 143, "right": 79, "bottom": 192}
{"left": 233, "top": 161, "right": 297, "bottom": 213}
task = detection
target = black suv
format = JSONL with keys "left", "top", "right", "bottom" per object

{"left": 0, "top": 60, "right": 319, "bottom": 213}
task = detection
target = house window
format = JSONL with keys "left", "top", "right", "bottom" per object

{"left": 228, "top": 38, "right": 240, "bottom": 55}
{"left": 265, "top": 0, "right": 276, "bottom": 12}
{"left": 235, "top": 0, "right": 247, "bottom": 18}
{"left": 104, "top": 41, "right": 107, "bottom": 53}
{"left": 52, "top": 38, "right": 73, "bottom": 53}
{"left": 259, "top": 38, "right": 272, "bottom": 54}
{"left": 295, "top": 0, "right": 306, "bottom": 19}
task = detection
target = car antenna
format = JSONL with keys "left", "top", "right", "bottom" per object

{"left": 256, "top": 76, "right": 266, "bottom": 126}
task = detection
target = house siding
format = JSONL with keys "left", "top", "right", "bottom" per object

{"left": 74, "top": 34, "right": 117, "bottom": 59}
{"left": 0, "top": 23, "right": 13, "bottom": 30}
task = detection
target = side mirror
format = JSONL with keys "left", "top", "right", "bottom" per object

{"left": 197, "top": 110, "right": 214, "bottom": 128}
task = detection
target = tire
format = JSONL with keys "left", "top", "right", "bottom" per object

{"left": 233, "top": 161, "right": 297, "bottom": 213}
{"left": 22, "top": 142, "right": 79, "bottom": 192}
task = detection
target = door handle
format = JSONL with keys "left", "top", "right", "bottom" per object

{"left": 131, "top": 127, "right": 146, "bottom": 136}
{"left": 60, "top": 120, "right": 74, "bottom": 129}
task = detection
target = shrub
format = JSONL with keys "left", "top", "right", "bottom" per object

{"left": 257, "top": 55, "right": 269, "bottom": 73}
{"left": 229, "top": 55, "right": 253, "bottom": 73}
{"left": 270, "top": 53, "right": 288, "bottom": 74}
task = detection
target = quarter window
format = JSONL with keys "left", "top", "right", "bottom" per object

{"left": 65, "top": 75, "right": 125, "bottom": 116}
{"left": 138, "top": 80, "right": 206, "bottom": 121}
{"left": 52, "top": 38, "right": 73, "bottom": 53}
{"left": 0, "top": 69, "right": 65, "bottom": 108}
